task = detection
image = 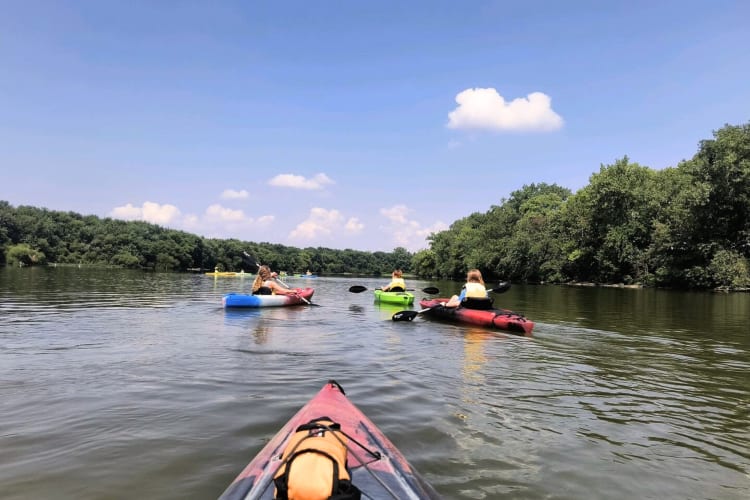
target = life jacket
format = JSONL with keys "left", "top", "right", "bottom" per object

{"left": 386, "top": 278, "right": 406, "bottom": 292}
{"left": 463, "top": 282, "right": 488, "bottom": 298}
{"left": 273, "top": 417, "right": 361, "bottom": 500}
{"left": 461, "top": 282, "right": 493, "bottom": 309}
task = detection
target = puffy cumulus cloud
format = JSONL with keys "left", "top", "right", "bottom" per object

{"left": 289, "top": 208, "right": 362, "bottom": 242}
{"left": 256, "top": 215, "right": 275, "bottom": 225}
{"left": 269, "top": 173, "right": 334, "bottom": 190}
{"left": 110, "top": 201, "right": 181, "bottom": 225}
{"left": 204, "top": 204, "right": 246, "bottom": 222}
{"left": 109, "top": 203, "right": 142, "bottom": 220}
{"left": 379, "top": 205, "right": 448, "bottom": 251}
{"left": 110, "top": 201, "right": 273, "bottom": 237}
{"left": 447, "top": 87, "right": 563, "bottom": 132}
{"left": 414, "top": 220, "right": 449, "bottom": 241}
{"left": 220, "top": 188, "right": 249, "bottom": 200}
{"left": 345, "top": 217, "right": 364, "bottom": 232}
{"left": 200, "top": 204, "right": 275, "bottom": 229}
{"left": 289, "top": 208, "right": 341, "bottom": 240}
{"left": 380, "top": 205, "right": 411, "bottom": 225}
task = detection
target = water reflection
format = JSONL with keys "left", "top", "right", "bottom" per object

{"left": 373, "top": 301, "right": 410, "bottom": 321}
{"left": 2, "top": 270, "right": 749, "bottom": 500}
{"left": 252, "top": 323, "right": 270, "bottom": 344}
{"left": 462, "top": 327, "right": 492, "bottom": 380}
{"left": 348, "top": 304, "right": 365, "bottom": 315}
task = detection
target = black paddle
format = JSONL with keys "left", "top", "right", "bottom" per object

{"left": 392, "top": 281, "right": 512, "bottom": 322}
{"left": 348, "top": 285, "right": 439, "bottom": 294}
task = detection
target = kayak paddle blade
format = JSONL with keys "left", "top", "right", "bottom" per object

{"left": 422, "top": 287, "right": 439, "bottom": 294}
{"left": 392, "top": 310, "right": 418, "bottom": 322}
{"left": 349, "top": 285, "right": 368, "bottom": 293}
{"left": 490, "top": 281, "right": 511, "bottom": 294}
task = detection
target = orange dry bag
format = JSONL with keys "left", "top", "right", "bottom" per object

{"left": 273, "top": 417, "right": 361, "bottom": 500}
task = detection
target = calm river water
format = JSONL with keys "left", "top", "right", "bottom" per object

{"left": 1, "top": 267, "right": 748, "bottom": 499}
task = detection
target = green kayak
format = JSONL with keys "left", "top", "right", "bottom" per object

{"left": 374, "top": 289, "right": 414, "bottom": 305}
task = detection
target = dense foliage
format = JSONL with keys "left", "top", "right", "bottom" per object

{"left": 0, "top": 204, "right": 412, "bottom": 276}
{"left": 2, "top": 123, "right": 748, "bottom": 289}
{"left": 416, "top": 122, "right": 750, "bottom": 289}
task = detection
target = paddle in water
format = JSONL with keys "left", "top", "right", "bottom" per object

{"left": 348, "top": 285, "right": 439, "bottom": 294}
{"left": 392, "top": 281, "right": 512, "bottom": 322}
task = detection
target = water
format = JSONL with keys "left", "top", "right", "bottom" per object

{"left": 1, "top": 268, "right": 748, "bottom": 499}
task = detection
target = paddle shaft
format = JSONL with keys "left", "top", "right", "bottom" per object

{"left": 349, "top": 285, "right": 439, "bottom": 294}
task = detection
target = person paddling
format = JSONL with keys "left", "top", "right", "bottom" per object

{"left": 381, "top": 269, "right": 406, "bottom": 292}
{"left": 252, "top": 265, "right": 301, "bottom": 296}
{"left": 445, "top": 269, "right": 491, "bottom": 308}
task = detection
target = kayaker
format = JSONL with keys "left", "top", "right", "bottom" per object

{"left": 381, "top": 269, "right": 406, "bottom": 292}
{"left": 252, "top": 265, "right": 301, "bottom": 296}
{"left": 445, "top": 268, "right": 491, "bottom": 308}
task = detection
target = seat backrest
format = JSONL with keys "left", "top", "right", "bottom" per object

{"left": 461, "top": 297, "right": 494, "bottom": 310}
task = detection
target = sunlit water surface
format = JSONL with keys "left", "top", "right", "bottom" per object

{"left": 1, "top": 268, "right": 748, "bottom": 499}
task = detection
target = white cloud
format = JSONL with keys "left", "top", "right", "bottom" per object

{"left": 269, "top": 173, "right": 334, "bottom": 190}
{"left": 379, "top": 205, "right": 448, "bottom": 251}
{"left": 447, "top": 87, "right": 563, "bottom": 132}
{"left": 200, "top": 204, "right": 275, "bottom": 230}
{"left": 345, "top": 217, "right": 364, "bottom": 232}
{"left": 220, "top": 188, "right": 249, "bottom": 200}
{"left": 204, "top": 204, "right": 246, "bottom": 222}
{"left": 289, "top": 207, "right": 363, "bottom": 242}
{"left": 415, "top": 221, "right": 449, "bottom": 241}
{"left": 109, "top": 203, "right": 142, "bottom": 220}
{"left": 110, "top": 201, "right": 273, "bottom": 237}
{"left": 380, "top": 205, "right": 410, "bottom": 225}
{"left": 110, "top": 201, "right": 181, "bottom": 225}
{"left": 289, "top": 207, "right": 343, "bottom": 240}
{"left": 256, "top": 215, "right": 275, "bottom": 225}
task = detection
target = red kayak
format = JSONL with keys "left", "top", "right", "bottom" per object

{"left": 219, "top": 380, "right": 441, "bottom": 499}
{"left": 417, "top": 298, "right": 535, "bottom": 335}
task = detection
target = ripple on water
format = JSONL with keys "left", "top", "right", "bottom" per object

{"left": 1, "top": 271, "right": 749, "bottom": 500}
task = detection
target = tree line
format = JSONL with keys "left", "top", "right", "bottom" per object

{"left": 2, "top": 122, "right": 748, "bottom": 289}
{"left": 0, "top": 204, "right": 413, "bottom": 276}
{"left": 412, "top": 122, "right": 750, "bottom": 289}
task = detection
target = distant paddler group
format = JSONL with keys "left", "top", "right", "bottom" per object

{"left": 205, "top": 266, "right": 249, "bottom": 277}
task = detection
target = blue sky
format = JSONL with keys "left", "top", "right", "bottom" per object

{"left": 2, "top": 0, "right": 748, "bottom": 252}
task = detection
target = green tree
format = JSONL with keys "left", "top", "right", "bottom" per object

{"left": 708, "top": 249, "right": 750, "bottom": 288}
{"left": 684, "top": 123, "right": 750, "bottom": 263}
{"left": 6, "top": 243, "right": 46, "bottom": 266}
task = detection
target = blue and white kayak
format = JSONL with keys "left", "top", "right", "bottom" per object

{"left": 222, "top": 288, "right": 315, "bottom": 308}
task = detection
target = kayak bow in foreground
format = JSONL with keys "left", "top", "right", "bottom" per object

{"left": 219, "top": 380, "right": 441, "bottom": 499}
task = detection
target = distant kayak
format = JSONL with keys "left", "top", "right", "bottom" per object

{"left": 298, "top": 274, "right": 318, "bottom": 278}
{"left": 374, "top": 289, "right": 415, "bottom": 305}
{"left": 206, "top": 271, "right": 239, "bottom": 277}
{"left": 418, "top": 298, "right": 534, "bottom": 335}
{"left": 222, "top": 288, "right": 315, "bottom": 308}
{"left": 219, "top": 380, "right": 441, "bottom": 500}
